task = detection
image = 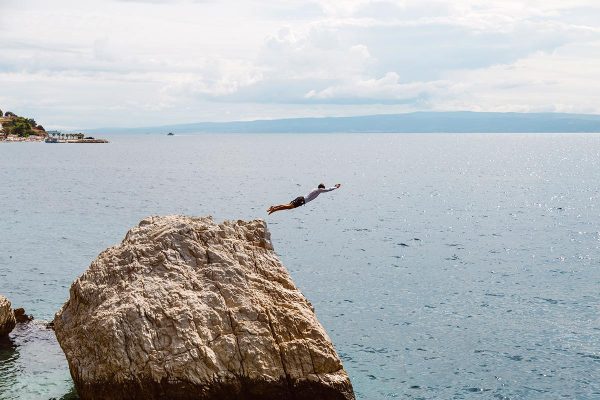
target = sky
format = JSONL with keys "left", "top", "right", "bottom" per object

{"left": 1, "top": 0, "right": 600, "bottom": 129}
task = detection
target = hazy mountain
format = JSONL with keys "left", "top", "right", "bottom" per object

{"left": 87, "top": 111, "right": 600, "bottom": 134}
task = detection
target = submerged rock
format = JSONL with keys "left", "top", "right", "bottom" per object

{"left": 54, "top": 215, "right": 354, "bottom": 400}
{"left": 0, "top": 295, "right": 16, "bottom": 337}
{"left": 14, "top": 307, "right": 34, "bottom": 323}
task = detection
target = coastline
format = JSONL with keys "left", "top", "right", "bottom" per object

{"left": 1, "top": 115, "right": 108, "bottom": 143}
{"left": 0, "top": 135, "right": 109, "bottom": 143}
{"left": 0, "top": 135, "right": 46, "bottom": 143}
{"left": 45, "top": 138, "right": 109, "bottom": 144}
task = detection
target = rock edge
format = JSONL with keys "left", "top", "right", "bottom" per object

{"left": 0, "top": 295, "right": 16, "bottom": 337}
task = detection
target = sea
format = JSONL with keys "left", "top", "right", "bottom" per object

{"left": 1, "top": 133, "right": 599, "bottom": 400}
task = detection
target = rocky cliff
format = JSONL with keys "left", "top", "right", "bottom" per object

{"left": 0, "top": 295, "right": 16, "bottom": 337}
{"left": 54, "top": 215, "right": 354, "bottom": 400}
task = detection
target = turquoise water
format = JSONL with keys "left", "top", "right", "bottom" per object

{"left": 1, "top": 133, "right": 599, "bottom": 399}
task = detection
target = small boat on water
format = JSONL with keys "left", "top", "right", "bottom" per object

{"left": 45, "top": 137, "right": 58, "bottom": 143}
{"left": 167, "top": 132, "right": 174, "bottom": 136}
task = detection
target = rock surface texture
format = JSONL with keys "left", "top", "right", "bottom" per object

{"left": 54, "top": 215, "right": 354, "bottom": 400}
{"left": 0, "top": 295, "right": 16, "bottom": 337}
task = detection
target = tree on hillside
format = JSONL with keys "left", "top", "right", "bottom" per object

{"left": 27, "top": 118, "right": 36, "bottom": 127}
{"left": 0, "top": 109, "right": 3, "bottom": 117}
{"left": 4, "top": 117, "right": 33, "bottom": 137}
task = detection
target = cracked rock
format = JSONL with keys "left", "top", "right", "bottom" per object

{"left": 54, "top": 215, "right": 355, "bottom": 400}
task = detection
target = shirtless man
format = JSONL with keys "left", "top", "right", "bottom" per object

{"left": 267, "top": 183, "right": 341, "bottom": 215}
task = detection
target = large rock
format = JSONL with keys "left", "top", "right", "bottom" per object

{"left": 54, "top": 215, "right": 354, "bottom": 400}
{"left": 0, "top": 295, "right": 16, "bottom": 337}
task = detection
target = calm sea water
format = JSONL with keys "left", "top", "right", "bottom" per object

{"left": 1, "top": 133, "right": 599, "bottom": 400}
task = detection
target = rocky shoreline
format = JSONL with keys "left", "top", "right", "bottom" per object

{"left": 0, "top": 296, "right": 36, "bottom": 338}
{"left": 45, "top": 138, "right": 109, "bottom": 144}
{"left": 0, "top": 111, "right": 108, "bottom": 143}
{"left": 0, "top": 135, "right": 109, "bottom": 143}
{"left": 0, "top": 296, "right": 17, "bottom": 337}
{"left": 0, "top": 134, "right": 46, "bottom": 142}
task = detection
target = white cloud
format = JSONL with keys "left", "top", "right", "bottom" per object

{"left": 436, "top": 41, "right": 600, "bottom": 113}
{"left": 304, "top": 72, "right": 450, "bottom": 105}
{"left": 258, "top": 27, "right": 375, "bottom": 80}
{"left": 0, "top": 0, "right": 599, "bottom": 127}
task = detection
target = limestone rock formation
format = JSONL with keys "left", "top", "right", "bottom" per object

{"left": 54, "top": 215, "right": 354, "bottom": 400}
{"left": 0, "top": 295, "right": 16, "bottom": 337}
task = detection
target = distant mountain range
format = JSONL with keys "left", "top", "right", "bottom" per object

{"left": 87, "top": 111, "right": 600, "bottom": 134}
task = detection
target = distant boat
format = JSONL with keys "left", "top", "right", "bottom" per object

{"left": 45, "top": 137, "right": 58, "bottom": 143}
{"left": 167, "top": 132, "right": 174, "bottom": 136}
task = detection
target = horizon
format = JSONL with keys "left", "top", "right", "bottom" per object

{"left": 78, "top": 110, "right": 600, "bottom": 134}
{"left": 1, "top": 0, "right": 600, "bottom": 129}
{"left": 91, "top": 110, "right": 600, "bottom": 130}
{"left": 6, "top": 107, "right": 600, "bottom": 132}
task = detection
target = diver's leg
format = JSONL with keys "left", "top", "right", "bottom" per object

{"left": 268, "top": 203, "right": 295, "bottom": 214}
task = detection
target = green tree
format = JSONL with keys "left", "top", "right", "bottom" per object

{"left": 12, "top": 121, "right": 31, "bottom": 137}
{"left": 4, "top": 117, "right": 33, "bottom": 137}
{"left": 0, "top": 109, "right": 3, "bottom": 117}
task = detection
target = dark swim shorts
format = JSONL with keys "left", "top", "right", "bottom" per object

{"left": 291, "top": 196, "right": 306, "bottom": 208}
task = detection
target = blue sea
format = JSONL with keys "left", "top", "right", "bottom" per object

{"left": 1, "top": 133, "right": 599, "bottom": 399}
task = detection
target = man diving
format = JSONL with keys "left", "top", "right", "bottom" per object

{"left": 267, "top": 183, "right": 342, "bottom": 215}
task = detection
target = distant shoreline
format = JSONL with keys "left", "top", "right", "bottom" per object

{"left": 0, "top": 135, "right": 109, "bottom": 143}
{"left": 1, "top": 112, "right": 108, "bottom": 143}
{"left": 0, "top": 135, "right": 46, "bottom": 143}
{"left": 44, "top": 137, "right": 109, "bottom": 144}
{"left": 86, "top": 111, "right": 600, "bottom": 135}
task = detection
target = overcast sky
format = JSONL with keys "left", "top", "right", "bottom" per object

{"left": 1, "top": 0, "right": 600, "bottom": 129}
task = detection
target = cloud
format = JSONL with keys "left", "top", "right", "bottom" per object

{"left": 115, "top": 0, "right": 213, "bottom": 3}
{"left": 258, "top": 27, "right": 375, "bottom": 80}
{"left": 304, "top": 73, "right": 450, "bottom": 105}
{"left": 435, "top": 41, "right": 600, "bottom": 113}
{"left": 1, "top": 0, "right": 600, "bottom": 127}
